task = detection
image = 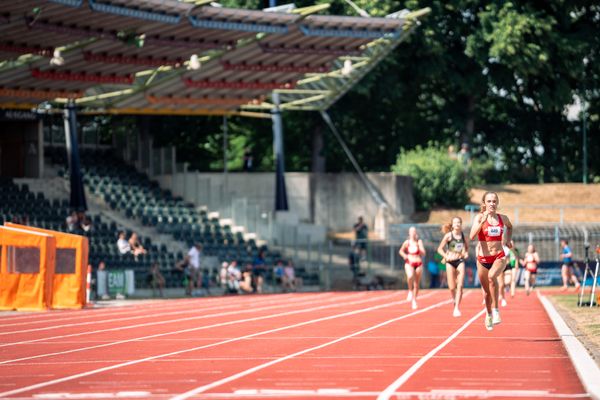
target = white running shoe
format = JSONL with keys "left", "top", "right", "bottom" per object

{"left": 411, "top": 299, "right": 417, "bottom": 310}
{"left": 492, "top": 308, "right": 501, "bottom": 325}
{"left": 407, "top": 291, "right": 413, "bottom": 301}
{"left": 485, "top": 314, "right": 493, "bottom": 331}
{"left": 453, "top": 308, "right": 461, "bottom": 317}
{"left": 501, "top": 298, "right": 507, "bottom": 307}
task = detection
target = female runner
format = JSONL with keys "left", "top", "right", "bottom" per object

{"left": 399, "top": 226, "right": 426, "bottom": 310}
{"left": 506, "top": 241, "right": 519, "bottom": 298}
{"left": 469, "top": 192, "right": 513, "bottom": 331}
{"left": 521, "top": 244, "right": 540, "bottom": 295}
{"left": 437, "top": 217, "right": 469, "bottom": 317}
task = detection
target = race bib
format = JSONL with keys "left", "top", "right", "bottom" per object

{"left": 487, "top": 226, "right": 502, "bottom": 237}
{"left": 453, "top": 243, "right": 464, "bottom": 251}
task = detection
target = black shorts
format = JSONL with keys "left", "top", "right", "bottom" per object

{"left": 480, "top": 262, "right": 493, "bottom": 270}
{"left": 447, "top": 259, "right": 465, "bottom": 268}
{"left": 504, "top": 263, "right": 514, "bottom": 272}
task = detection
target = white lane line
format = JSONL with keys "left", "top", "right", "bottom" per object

{"left": 6, "top": 353, "right": 572, "bottom": 367}
{"left": 0, "top": 293, "right": 350, "bottom": 349}
{"left": 0, "top": 293, "right": 327, "bottom": 334}
{"left": 538, "top": 291, "right": 600, "bottom": 400}
{"left": 169, "top": 294, "right": 451, "bottom": 400}
{"left": 194, "top": 389, "right": 589, "bottom": 398}
{"left": 0, "top": 296, "right": 241, "bottom": 325}
{"left": 377, "top": 307, "right": 485, "bottom": 400}
{"left": 0, "top": 292, "right": 396, "bottom": 366}
{"left": 0, "top": 291, "right": 433, "bottom": 398}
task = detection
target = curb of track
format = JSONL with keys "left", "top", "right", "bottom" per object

{"left": 538, "top": 292, "right": 600, "bottom": 400}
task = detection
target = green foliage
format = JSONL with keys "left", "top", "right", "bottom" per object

{"left": 93, "top": 0, "right": 599, "bottom": 185}
{"left": 392, "top": 144, "right": 490, "bottom": 210}
{"left": 392, "top": 146, "right": 469, "bottom": 210}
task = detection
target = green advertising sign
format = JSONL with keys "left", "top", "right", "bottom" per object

{"left": 108, "top": 270, "right": 126, "bottom": 295}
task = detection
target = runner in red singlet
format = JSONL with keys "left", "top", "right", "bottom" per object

{"left": 469, "top": 192, "right": 513, "bottom": 331}
{"left": 521, "top": 244, "right": 540, "bottom": 295}
{"left": 399, "top": 226, "right": 426, "bottom": 310}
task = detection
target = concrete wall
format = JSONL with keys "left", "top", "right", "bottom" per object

{"left": 156, "top": 172, "right": 414, "bottom": 232}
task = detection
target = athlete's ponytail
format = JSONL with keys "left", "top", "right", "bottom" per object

{"left": 441, "top": 216, "right": 462, "bottom": 233}
{"left": 441, "top": 222, "right": 452, "bottom": 234}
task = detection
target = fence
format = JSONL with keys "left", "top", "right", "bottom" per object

{"left": 190, "top": 194, "right": 600, "bottom": 291}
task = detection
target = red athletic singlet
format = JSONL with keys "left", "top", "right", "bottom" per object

{"left": 477, "top": 215, "right": 504, "bottom": 242}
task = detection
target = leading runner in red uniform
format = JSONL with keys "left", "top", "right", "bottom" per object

{"left": 469, "top": 192, "right": 513, "bottom": 331}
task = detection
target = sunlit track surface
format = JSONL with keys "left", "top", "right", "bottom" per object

{"left": 0, "top": 290, "right": 591, "bottom": 399}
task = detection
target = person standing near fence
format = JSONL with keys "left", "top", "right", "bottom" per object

{"left": 470, "top": 191, "right": 513, "bottom": 331}
{"left": 353, "top": 216, "right": 368, "bottom": 260}
{"left": 560, "top": 239, "right": 581, "bottom": 291}
{"left": 437, "top": 217, "right": 469, "bottom": 317}
{"left": 521, "top": 244, "right": 540, "bottom": 295}
{"left": 399, "top": 226, "right": 426, "bottom": 310}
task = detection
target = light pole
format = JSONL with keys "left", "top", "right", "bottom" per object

{"left": 583, "top": 56, "right": 589, "bottom": 185}
{"left": 583, "top": 99, "right": 588, "bottom": 184}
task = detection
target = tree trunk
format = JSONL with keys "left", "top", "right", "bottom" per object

{"left": 311, "top": 123, "right": 326, "bottom": 173}
{"left": 464, "top": 96, "right": 475, "bottom": 145}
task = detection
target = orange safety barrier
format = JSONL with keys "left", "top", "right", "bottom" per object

{"left": 0, "top": 226, "right": 56, "bottom": 311}
{"left": 6, "top": 223, "right": 89, "bottom": 309}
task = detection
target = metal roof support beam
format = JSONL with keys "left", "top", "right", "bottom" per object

{"left": 272, "top": 92, "right": 288, "bottom": 211}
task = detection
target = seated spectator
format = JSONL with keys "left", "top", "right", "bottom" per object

{"left": 274, "top": 260, "right": 285, "bottom": 287}
{"left": 149, "top": 262, "right": 165, "bottom": 298}
{"left": 128, "top": 232, "right": 147, "bottom": 259}
{"left": 227, "top": 260, "right": 242, "bottom": 294}
{"left": 66, "top": 211, "right": 79, "bottom": 232}
{"left": 117, "top": 231, "right": 131, "bottom": 255}
{"left": 283, "top": 260, "right": 302, "bottom": 292}
{"left": 219, "top": 261, "right": 229, "bottom": 291}
{"left": 252, "top": 250, "right": 267, "bottom": 293}
{"left": 81, "top": 216, "right": 93, "bottom": 233}
{"left": 239, "top": 265, "right": 253, "bottom": 294}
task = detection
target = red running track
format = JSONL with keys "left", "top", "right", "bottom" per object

{"left": 0, "top": 289, "right": 590, "bottom": 400}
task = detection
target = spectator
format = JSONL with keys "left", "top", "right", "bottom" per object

{"left": 435, "top": 252, "right": 447, "bottom": 288}
{"left": 349, "top": 245, "right": 361, "bottom": 285}
{"left": 427, "top": 258, "right": 439, "bottom": 289}
{"left": 128, "top": 232, "right": 147, "bottom": 259}
{"left": 243, "top": 147, "right": 254, "bottom": 172}
{"left": 458, "top": 142, "right": 471, "bottom": 169}
{"left": 117, "top": 231, "right": 131, "bottom": 255}
{"left": 81, "top": 216, "right": 93, "bottom": 233}
{"left": 283, "top": 260, "right": 302, "bottom": 292}
{"left": 187, "top": 243, "right": 202, "bottom": 295}
{"left": 97, "top": 260, "right": 110, "bottom": 300}
{"left": 353, "top": 216, "right": 368, "bottom": 259}
{"left": 149, "top": 262, "right": 165, "bottom": 297}
{"left": 240, "top": 266, "right": 253, "bottom": 293}
{"left": 447, "top": 144, "right": 458, "bottom": 160}
{"left": 175, "top": 256, "right": 191, "bottom": 295}
{"left": 252, "top": 250, "right": 267, "bottom": 293}
{"left": 200, "top": 269, "right": 212, "bottom": 296}
{"left": 219, "top": 261, "right": 229, "bottom": 292}
{"left": 227, "top": 260, "right": 242, "bottom": 294}
{"left": 66, "top": 211, "right": 79, "bottom": 232}
{"left": 274, "top": 260, "right": 285, "bottom": 287}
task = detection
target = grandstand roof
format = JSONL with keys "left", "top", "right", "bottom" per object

{"left": 0, "top": 0, "right": 429, "bottom": 117}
